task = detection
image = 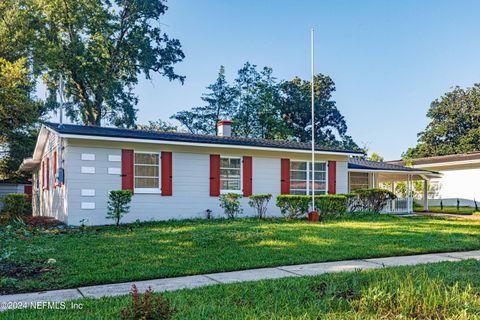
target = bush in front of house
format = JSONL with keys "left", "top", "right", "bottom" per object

{"left": 276, "top": 195, "right": 310, "bottom": 219}
{"left": 314, "top": 195, "right": 348, "bottom": 219}
{"left": 107, "top": 190, "right": 133, "bottom": 226}
{"left": 219, "top": 193, "right": 243, "bottom": 219}
{"left": 1, "top": 194, "right": 30, "bottom": 222}
{"left": 248, "top": 194, "right": 272, "bottom": 219}
{"left": 349, "top": 188, "right": 396, "bottom": 213}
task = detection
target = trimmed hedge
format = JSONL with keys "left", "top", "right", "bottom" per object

{"left": 315, "top": 195, "right": 348, "bottom": 217}
{"left": 276, "top": 195, "right": 310, "bottom": 219}
{"left": 1, "top": 193, "right": 30, "bottom": 221}
{"left": 349, "top": 188, "right": 396, "bottom": 213}
{"left": 276, "top": 194, "right": 349, "bottom": 219}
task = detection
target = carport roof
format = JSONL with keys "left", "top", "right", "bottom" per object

{"left": 348, "top": 157, "right": 439, "bottom": 175}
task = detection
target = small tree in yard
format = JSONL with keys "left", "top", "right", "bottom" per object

{"left": 248, "top": 194, "right": 272, "bottom": 219}
{"left": 120, "top": 284, "right": 174, "bottom": 320}
{"left": 107, "top": 190, "right": 133, "bottom": 226}
{"left": 219, "top": 193, "right": 243, "bottom": 219}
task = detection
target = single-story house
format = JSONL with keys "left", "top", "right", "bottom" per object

{"left": 20, "top": 121, "right": 439, "bottom": 225}
{"left": 388, "top": 152, "right": 480, "bottom": 207}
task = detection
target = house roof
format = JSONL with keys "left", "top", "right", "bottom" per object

{"left": 43, "top": 122, "right": 364, "bottom": 155}
{"left": 387, "top": 151, "right": 480, "bottom": 167}
{"left": 347, "top": 157, "right": 437, "bottom": 173}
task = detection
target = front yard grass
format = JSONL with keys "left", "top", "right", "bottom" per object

{"left": 2, "top": 214, "right": 480, "bottom": 294}
{"left": 5, "top": 259, "right": 480, "bottom": 319}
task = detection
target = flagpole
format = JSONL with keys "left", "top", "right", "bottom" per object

{"left": 311, "top": 28, "right": 315, "bottom": 211}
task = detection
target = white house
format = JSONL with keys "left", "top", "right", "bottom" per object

{"left": 388, "top": 152, "right": 480, "bottom": 207}
{"left": 20, "top": 121, "right": 438, "bottom": 225}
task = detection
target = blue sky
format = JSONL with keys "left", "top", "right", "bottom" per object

{"left": 50, "top": 0, "right": 480, "bottom": 160}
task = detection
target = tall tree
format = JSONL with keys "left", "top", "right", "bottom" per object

{"left": 172, "top": 66, "right": 237, "bottom": 134}
{"left": 279, "top": 74, "right": 358, "bottom": 149}
{"left": 136, "top": 119, "right": 179, "bottom": 133}
{"left": 233, "top": 63, "right": 284, "bottom": 139}
{"left": 0, "top": 58, "right": 41, "bottom": 181}
{"left": 404, "top": 84, "right": 480, "bottom": 158}
{"left": 24, "top": 0, "right": 185, "bottom": 127}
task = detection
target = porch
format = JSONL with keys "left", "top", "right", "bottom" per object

{"left": 348, "top": 158, "right": 443, "bottom": 214}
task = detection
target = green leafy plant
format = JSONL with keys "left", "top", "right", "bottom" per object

{"left": 219, "top": 193, "right": 243, "bottom": 219}
{"left": 276, "top": 195, "right": 310, "bottom": 219}
{"left": 315, "top": 195, "right": 348, "bottom": 219}
{"left": 1, "top": 194, "right": 30, "bottom": 221}
{"left": 248, "top": 194, "right": 272, "bottom": 219}
{"left": 107, "top": 190, "right": 133, "bottom": 226}
{"left": 349, "top": 188, "right": 396, "bottom": 213}
{"left": 120, "top": 284, "right": 174, "bottom": 320}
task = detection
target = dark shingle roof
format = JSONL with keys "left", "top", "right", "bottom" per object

{"left": 44, "top": 122, "right": 363, "bottom": 155}
{"left": 348, "top": 157, "right": 430, "bottom": 172}
{"left": 387, "top": 151, "right": 480, "bottom": 166}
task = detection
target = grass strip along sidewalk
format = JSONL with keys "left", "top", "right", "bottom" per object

{"left": 4, "top": 259, "right": 480, "bottom": 319}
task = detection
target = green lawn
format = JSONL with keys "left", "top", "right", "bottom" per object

{"left": 3, "top": 214, "right": 480, "bottom": 295}
{"left": 5, "top": 259, "right": 480, "bottom": 319}
{"left": 415, "top": 205, "right": 480, "bottom": 215}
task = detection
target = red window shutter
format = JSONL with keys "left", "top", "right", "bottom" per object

{"left": 46, "top": 157, "right": 50, "bottom": 190}
{"left": 243, "top": 156, "right": 252, "bottom": 197}
{"left": 161, "top": 151, "right": 172, "bottom": 196}
{"left": 53, "top": 151, "right": 57, "bottom": 187}
{"left": 210, "top": 154, "right": 220, "bottom": 196}
{"left": 122, "top": 149, "right": 134, "bottom": 192}
{"left": 24, "top": 185, "right": 32, "bottom": 202}
{"left": 41, "top": 160, "right": 44, "bottom": 189}
{"left": 328, "top": 160, "right": 337, "bottom": 194}
{"left": 280, "top": 158, "right": 290, "bottom": 194}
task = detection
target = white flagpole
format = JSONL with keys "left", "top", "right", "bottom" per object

{"left": 311, "top": 28, "right": 315, "bottom": 211}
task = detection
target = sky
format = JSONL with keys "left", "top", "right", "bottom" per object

{"left": 48, "top": 0, "right": 480, "bottom": 160}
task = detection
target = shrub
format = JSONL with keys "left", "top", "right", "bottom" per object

{"left": 120, "top": 284, "right": 174, "bottom": 320}
{"left": 276, "top": 195, "right": 310, "bottom": 219}
{"left": 315, "top": 195, "right": 348, "bottom": 219}
{"left": 349, "top": 188, "right": 396, "bottom": 213}
{"left": 1, "top": 194, "right": 30, "bottom": 221}
{"left": 107, "top": 190, "right": 133, "bottom": 226}
{"left": 248, "top": 194, "right": 272, "bottom": 219}
{"left": 219, "top": 193, "right": 243, "bottom": 219}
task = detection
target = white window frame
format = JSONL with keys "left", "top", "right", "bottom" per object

{"left": 290, "top": 160, "right": 328, "bottom": 195}
{"left": 134, "top": 151, "right": 161, "bottom": 194}
{"left": 220, "top": 156, "right": 243, "bottom": 194}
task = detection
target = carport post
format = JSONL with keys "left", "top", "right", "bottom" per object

{"left": 423, "top": 179, "right": 429, "bottom": 212}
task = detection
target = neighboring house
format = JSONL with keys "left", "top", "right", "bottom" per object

{"left": 388, "top": 152, "right": 480, "bottom": 207}
{"left": 0, "top": 179, "right": 32, "bottom": 211}
{"left": 20, "top": 121, "right": 438, "bottom": 225}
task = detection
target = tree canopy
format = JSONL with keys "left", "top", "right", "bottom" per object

{"left": 172, "top": 63, "right": 358, "bottom": 150}
{"left": 404, "top": 84, "right": 480, "bottom": 159}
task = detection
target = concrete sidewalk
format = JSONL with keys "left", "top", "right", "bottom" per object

{"left": 2, "top": 250, "right": 480, "bottom": 311}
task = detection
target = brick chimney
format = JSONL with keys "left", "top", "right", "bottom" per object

{"left": 217, "top": 120, "right": 232, "bottom": 137}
